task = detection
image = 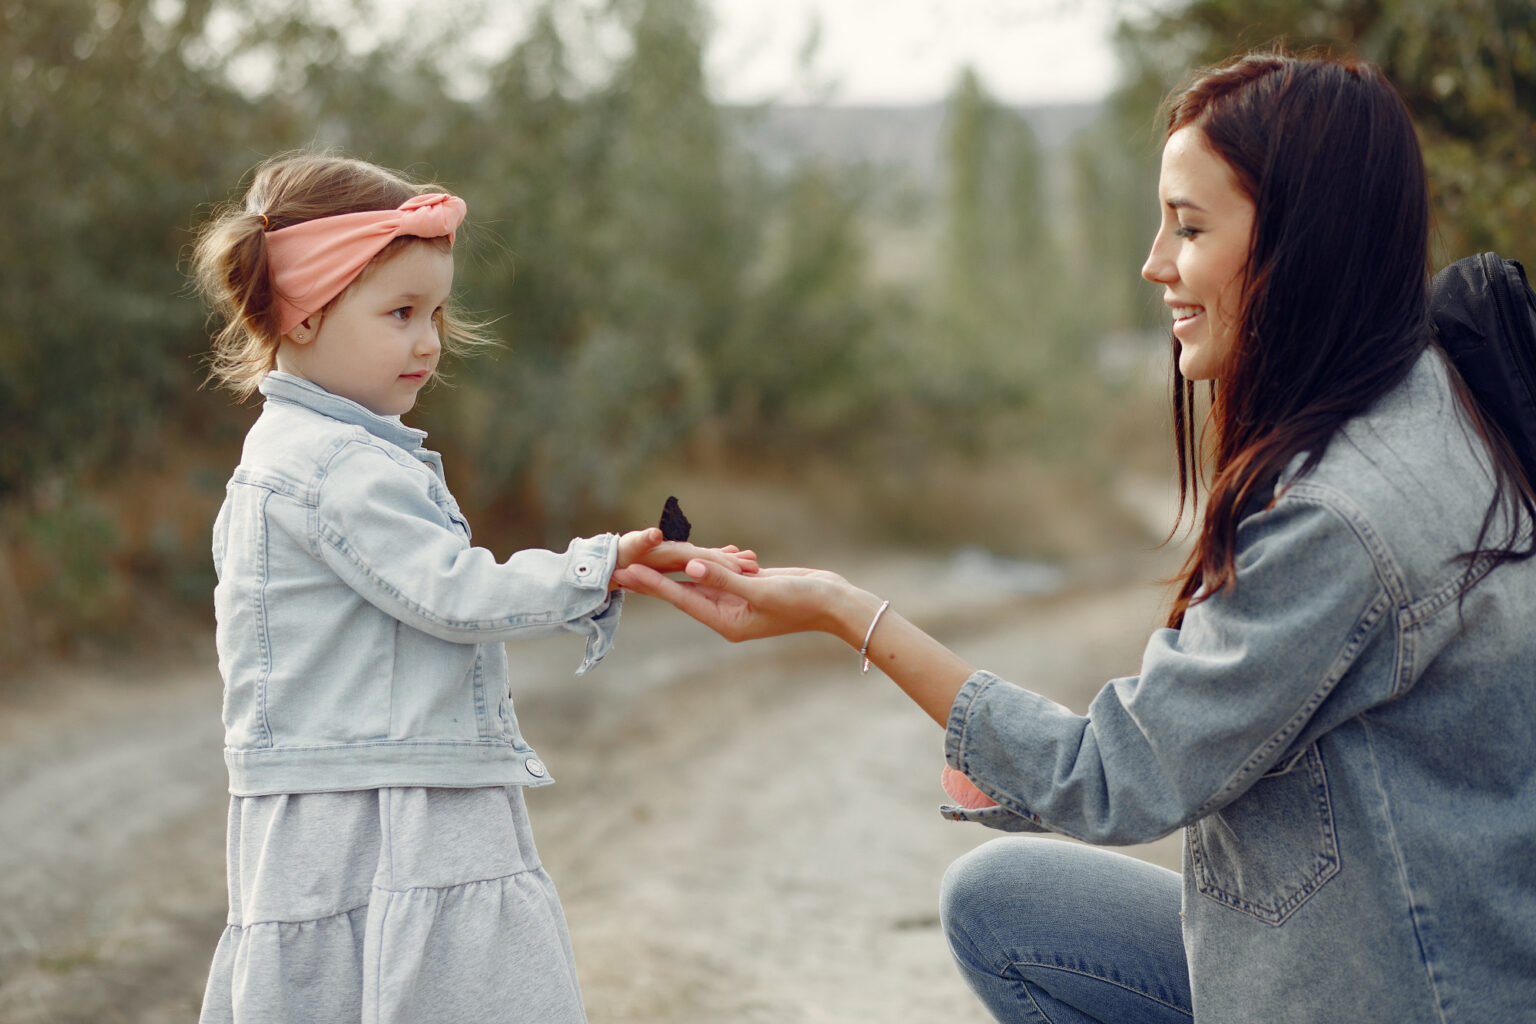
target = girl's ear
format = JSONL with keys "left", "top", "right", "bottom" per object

{"left": 286, "top": 314, "right": 322, "bottom": 345}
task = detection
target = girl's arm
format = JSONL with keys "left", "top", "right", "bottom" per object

{"left": 611, "top": 560, "right": 974, "bottom": 725}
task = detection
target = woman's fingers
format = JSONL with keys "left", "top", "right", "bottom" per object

{"left": 613, "top": 562, "right": 750, "bottom": 636}
{"left": 684, "top": 557, "right": 766, "bottom": 595}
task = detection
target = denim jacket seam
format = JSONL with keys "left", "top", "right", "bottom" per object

{"left": 471, "top": 648, "right": 490, "bottom": 740}
{"left": 1193, "top": 587, "right": 1391, "bottom": 819}
{"left": 1282, "top": 482, "right": 1420, "bottom": 699}
{"left": 254, "top": 489, "right": 274, "bottom": 749}
{"left": 1356, "top": 714, "right": 1453, "bottom": 1020}
{"left": 1403, "top": 549, "right": 1500, "bottom": 625}
{"left": 1284, "top": 481, "right": 1411, "bottom": 606}
{"left": 229, "top": 738, "right": 528, "bottom": 754}
{"left": 229, "top": 466, "right": 309, "bottom": 504}
{"left": 1190, "top": 488, "right": 1398, "bottom": 816}
{"left": 1288, "top": 476, "right": 1497, "bottom": 701}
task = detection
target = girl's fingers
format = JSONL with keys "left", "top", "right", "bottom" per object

{"left": 673, "top": 544, "right": 758, "bottom": 575}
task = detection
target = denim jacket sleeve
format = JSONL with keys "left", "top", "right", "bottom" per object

{"left": 313, "top": 439, "right": 621, "bottom": 661}
{"left": 943, "top": 488, "right": 1398, "bottom": 843}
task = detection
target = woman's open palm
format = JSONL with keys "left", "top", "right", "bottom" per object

{"left": 612, "top": 561, "right": 852, "bottom": 643}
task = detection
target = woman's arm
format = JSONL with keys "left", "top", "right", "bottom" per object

{"left": 612, "top": 559, "right": 975, "bottom": 725}
{"left": 621, "top": 490, "right": 1400, "bottom": 846}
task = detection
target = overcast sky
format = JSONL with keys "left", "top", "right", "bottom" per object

{"left": 355, "top": 0, "right": 1127, "bottom": 108}
{"left": 704, "top": 0, "right": 1124, "bottom": 106}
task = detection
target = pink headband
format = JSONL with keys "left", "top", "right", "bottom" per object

{"left": 264, "top": 193, "right": 467, "bottom": 334}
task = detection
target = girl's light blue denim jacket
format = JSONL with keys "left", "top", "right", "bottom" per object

{"left": 942, "top": 350, "right": 1536, "bottom": 1022}
{"left": 212, "top": 372, "right": 621, "bottom": 797}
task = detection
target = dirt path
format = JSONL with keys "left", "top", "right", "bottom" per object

{"left": 0, "top": 545, "right": 1181, "bottom": 1023}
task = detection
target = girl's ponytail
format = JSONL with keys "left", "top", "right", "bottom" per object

{"left": 192, "top": 205, "right": 284, "bottom": 399}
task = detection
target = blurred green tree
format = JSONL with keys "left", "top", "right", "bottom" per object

{"left": 918, "top": 67, "right": 1079, "bottom": 454}
{"left": 1113, "top": 0, "right": 1536, "bottom": 263}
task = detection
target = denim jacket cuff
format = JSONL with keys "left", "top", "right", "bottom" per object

{"left": 574, "top": 590, "right": 624, "bottom": 675}
{"left": 940, "top": 670, "right": 1049, "bottom": 833}
{"left": 943, "top": 669, "right": 993, "bottom": 767}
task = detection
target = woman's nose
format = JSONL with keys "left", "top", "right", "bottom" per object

{"left": 1142, "top": 230, "right": 1174, "bottom": 285}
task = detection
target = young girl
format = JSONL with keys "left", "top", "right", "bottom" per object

{"left": 616, "top": 53, "right": 1536, "bottom": 1022}
{"left": 190, "top": 152, "right": 754, "bottom": 1023}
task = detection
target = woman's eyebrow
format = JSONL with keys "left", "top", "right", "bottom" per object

{"left": 1166, "top": 196, "right": 1206, "bottom": 212}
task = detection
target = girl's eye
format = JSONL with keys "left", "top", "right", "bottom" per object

{"left": 1175, "top": 225, "right": 1201, "bottom": 239}
{"left": 390, "top": 307, "right": 411, "bottom": 322}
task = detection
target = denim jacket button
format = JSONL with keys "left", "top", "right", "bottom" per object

{"left": 574, "top": 563, "right": 591, "bottom": 576}
{"left": 525, "top": 757, "right": 547, "bottom": 778}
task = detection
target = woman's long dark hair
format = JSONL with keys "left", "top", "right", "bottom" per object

{"left": 1163, "top": 52, "right": 1533, "bottom": 627}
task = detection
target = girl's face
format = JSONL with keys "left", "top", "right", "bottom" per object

{"left": 278, "top": 243, "right": 452, "bottom": 415}
{"left": 1141, "top": 126, "right": 1256, "bottom": 381}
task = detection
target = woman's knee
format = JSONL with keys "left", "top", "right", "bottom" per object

{"left": 940, "top": 837, "right": 1060, "bottom": 946}
{"left": 942, "top": 837, "right": 1175, "bottom": 947}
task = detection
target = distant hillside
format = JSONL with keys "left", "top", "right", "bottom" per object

{"left": 728, "top": 102, "right": 1103, "bottom": 190}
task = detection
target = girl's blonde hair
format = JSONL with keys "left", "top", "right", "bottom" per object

{"left": 191, "top": 151, "right": 489, "bottom": 399}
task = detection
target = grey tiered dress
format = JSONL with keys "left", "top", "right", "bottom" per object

{"left": 198, "top": 784, "right": 586, "bottom": 1023}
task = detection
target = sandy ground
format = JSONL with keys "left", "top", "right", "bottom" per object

{"left": 0, "top": 539, "right": 1184, "bottom": 1024}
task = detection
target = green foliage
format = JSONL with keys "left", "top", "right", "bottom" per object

{"left": 11, "top": 0, "right": 1529, "bottom": 662}
{"left": 1112, "top": 0, "right": 1536, "bottom": 263}
{"left": 1, "top": 0, "right": 897, "bottom": 656}
{"left": 1, "top": 0, "right": 241, "bottom": 498}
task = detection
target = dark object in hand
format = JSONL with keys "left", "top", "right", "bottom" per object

{"left": 659, "top": 496, "right": 692, "bottom": 542}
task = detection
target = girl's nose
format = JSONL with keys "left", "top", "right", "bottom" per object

{"left": 415, "top": 324, "right": 442, "bottom": 358}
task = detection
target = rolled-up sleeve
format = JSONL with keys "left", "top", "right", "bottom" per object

{"left": 944, "top": 489, "right": 1398, "bottom": 843}
{"left": 313, "top": 441, "right": 622, "bottom": 667}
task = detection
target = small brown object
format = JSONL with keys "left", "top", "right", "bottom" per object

{"left": 658, "top": 496, "right": 692, "bottom": 542}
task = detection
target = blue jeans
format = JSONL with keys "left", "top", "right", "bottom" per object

{"left": 941, "top": 838, "right": 1192, "bottom": 1023}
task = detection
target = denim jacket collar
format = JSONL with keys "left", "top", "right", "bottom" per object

{"left": 259, "top": 371, "right": 444, "bottom": 480}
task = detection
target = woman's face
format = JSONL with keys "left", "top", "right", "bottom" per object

{"left": 1141, "top": 126, "right": 1256, "bottom": 381}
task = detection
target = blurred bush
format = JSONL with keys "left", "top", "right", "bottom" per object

{"left": 3, "top": 0, "right": 1528, "bottom": 666}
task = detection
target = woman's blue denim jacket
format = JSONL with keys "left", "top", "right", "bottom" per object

{"left": 212, "top": 372, "right": 621, "bottom": 797}
{"left": 942, "top": 350, "right": 1536, "bottom": 1022}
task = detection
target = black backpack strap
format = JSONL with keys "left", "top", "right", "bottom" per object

{"left": 1429, "top": 252, "right": 1536, "bottom": 486}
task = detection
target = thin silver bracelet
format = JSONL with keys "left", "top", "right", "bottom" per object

{"left": 860, "top": 599, "right": 891, "bottom": 674}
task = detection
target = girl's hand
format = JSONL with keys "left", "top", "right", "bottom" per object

{"left": 610, "top": 559, "right": 867, "bottom": 644}
{"left": 613, "top": 529, "right": 759, "bottom": 588}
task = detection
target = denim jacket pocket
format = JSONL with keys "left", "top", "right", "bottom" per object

{"left": 1188, "top": 743, "right": 1341, "bottom": 925}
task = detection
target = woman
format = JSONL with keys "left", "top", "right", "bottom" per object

{"left": 615, "top": 52, "right": 1536, "bottom": 1023}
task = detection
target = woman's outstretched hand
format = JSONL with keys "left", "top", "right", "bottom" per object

{"left": 613, "top": 556, "right": 978, "bottom": 727}
{"left": 610, "top": 558, "right": 870, "bottom": 645}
